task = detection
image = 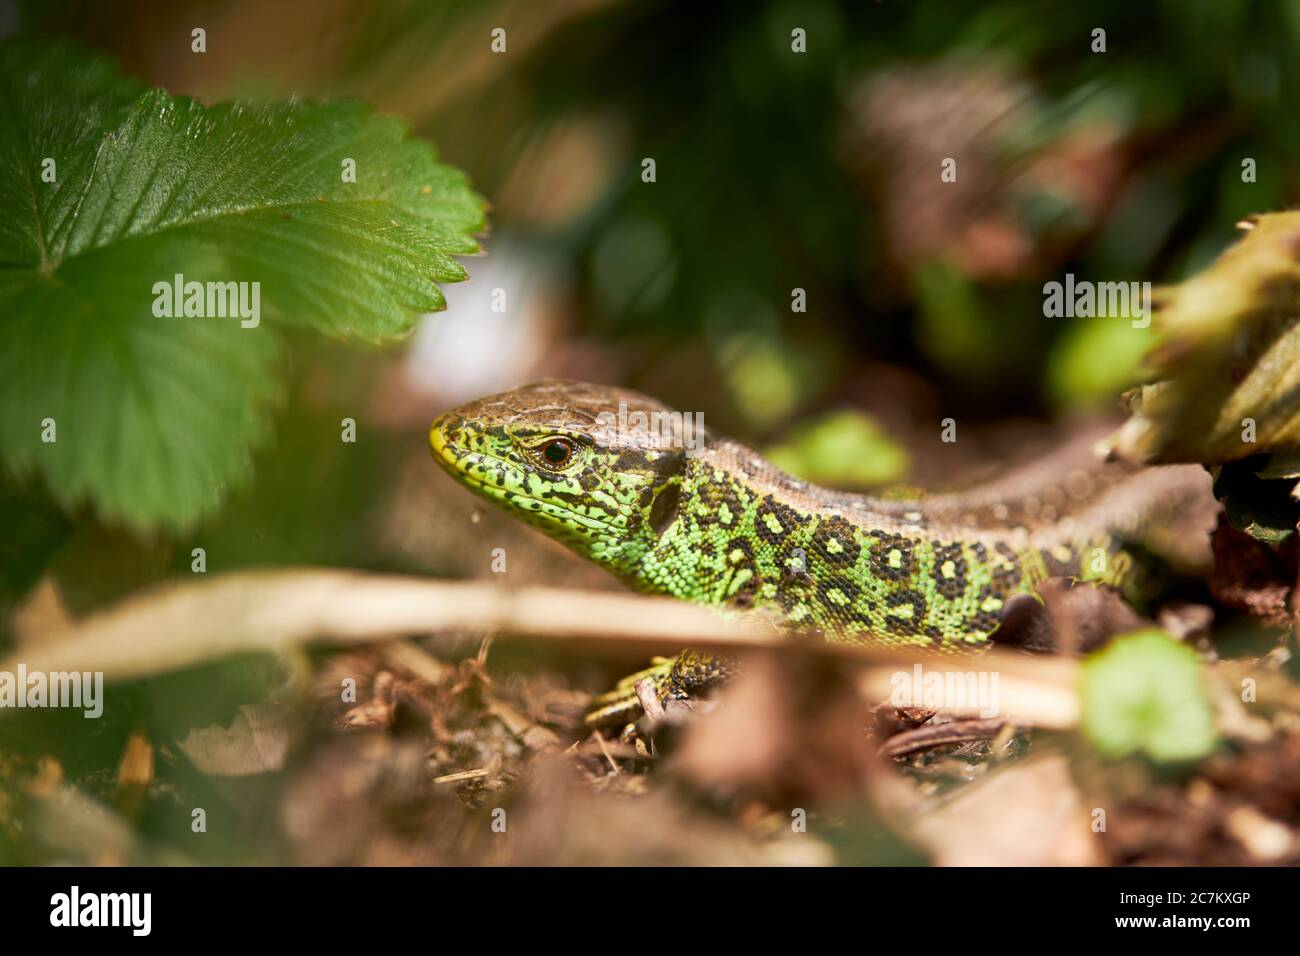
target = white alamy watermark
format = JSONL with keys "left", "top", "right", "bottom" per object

{"left": 1043, "top": 273, "right": 1152, "bottom": 328}
{"left": 595, "top": 401, "right": 706, "bottom": 456}
{"left": 50, "top": 886, "right": 151, "bottom": 936}
{"left": 152, "top": 273, "right": 260, "bottom": 328}
{"left": 0, "top": 665, "right": 103, "bottom": 718}
{"left": 889, "top": 663, "right": 1000, "bottom": 718}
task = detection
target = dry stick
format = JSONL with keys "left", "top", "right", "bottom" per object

{"left": 2, "top": 569, "right": 1081, "bottom": 729}
{"left": 878, "top": 718, "right": 1016, "bottom": 758}
{"left": 590, "top": 730, "right": 622, "bottom": 776}
{"left": 432, "top": 768, "right": 491, "bottom": 785}
{"left": 858, "top": 667, "right": 1079, "bottom": 730}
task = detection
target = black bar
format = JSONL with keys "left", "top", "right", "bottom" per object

{"left": 0, "top": 866, "right": 1277, "bottom": 941}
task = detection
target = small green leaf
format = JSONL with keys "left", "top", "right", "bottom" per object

{"left": 766, "top": 410, "right": 908, "bottom": 489}
{"left": 1080, "top": 629, "right": 1217, "bottom": 762}
{"left": 1046, "top": 313, "right": 1157, "bottom": 409}
{"left": 0, "top": 38, "right": 485, "bottom": 529}
{"left": 910, "top": 261, "right": 1004, "bottom": 381}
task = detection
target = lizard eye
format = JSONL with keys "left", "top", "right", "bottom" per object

{"left": 539, "top": 438, "right": 575, "bottom": 467}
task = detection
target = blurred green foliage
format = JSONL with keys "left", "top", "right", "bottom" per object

{"left": 1046, "top": 313, "right": 1157, "bottom": 409}
{"left": 766, "top": 410, "right": 909, "bottom": 489}
{"left": 482, "top": 0, "right": 1300, "bottom": 414}
{"left": 1081, "top": 629, "right": 1217, "bottom": 762}
{"left": 12, "top": 0, "right": 1300, "bottom": 449}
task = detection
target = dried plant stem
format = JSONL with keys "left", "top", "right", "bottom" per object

{"left": 3, "top": 569, "right": 1082, "bottom": 729}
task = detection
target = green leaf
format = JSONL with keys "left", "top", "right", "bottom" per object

{"left": 1080, "top": 629, "right": 1217, "bottom": 763}
{"left": 0, "top": 38, "right": 484, "bottom": 530}
{"left": 1046, "top": 313, "right": 1157, "bottom": 410}
{"left": 1107, "top": 211, "right": 1300, "bottom": 465}
{"left": 766, "top": 410, "right": 909, "bottom": 489}
{"left": 910, "top": 261, "right": 1004, "bottom": 381}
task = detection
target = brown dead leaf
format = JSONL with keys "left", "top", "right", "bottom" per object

{"left": 910, "top": 754, "right": 1104, "bottom": 866}
{"left": 177, "top": 704, "right": 295, "bottom": 776}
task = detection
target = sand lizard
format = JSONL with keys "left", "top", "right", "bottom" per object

{"left": 430, "top": 379, "right": 1211, "bottom": 725}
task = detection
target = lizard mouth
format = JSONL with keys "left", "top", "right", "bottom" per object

{"left": 428, "top": 416, "right": 507, "bottom": 499}
{"left": 428, "top": 415, "right": 464, "bottom": 471}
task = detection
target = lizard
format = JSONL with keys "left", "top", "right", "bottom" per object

{"left": 429, "top": 379, "right": 1213, "bottom": 727}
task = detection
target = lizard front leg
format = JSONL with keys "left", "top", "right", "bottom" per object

{"left": 584, "top": 650, "right": 738, "bottom": 729}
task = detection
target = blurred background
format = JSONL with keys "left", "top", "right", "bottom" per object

{"left": 3, "top": 0, "right": 1300, "bottom": 864}
{"left": 9, "top": 0, "right": 1294, "bottom": 579}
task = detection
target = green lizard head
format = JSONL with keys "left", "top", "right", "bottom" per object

{"left": 430, "top": 379, "right": 700, "bottom": 576}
